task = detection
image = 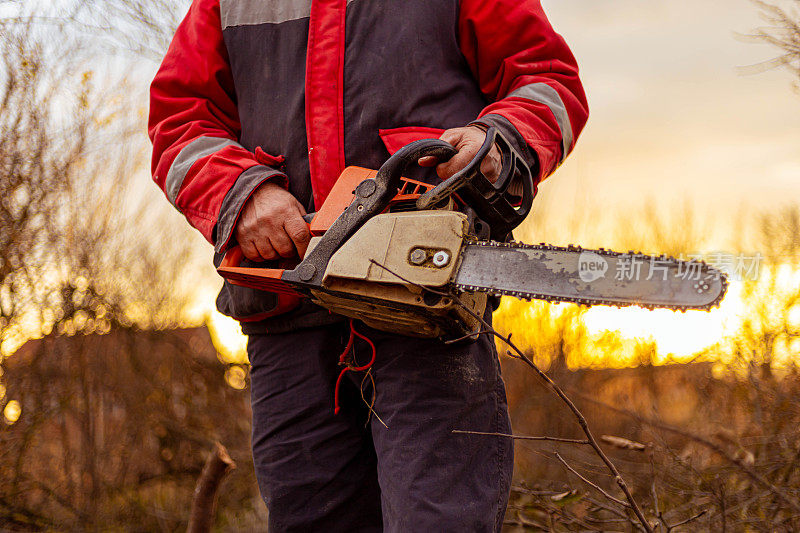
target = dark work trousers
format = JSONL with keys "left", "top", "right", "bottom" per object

{"left": 247, "top": 318, "right": 514, "bottom": 532}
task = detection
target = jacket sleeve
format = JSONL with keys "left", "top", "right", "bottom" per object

{"left": 148, "top": 0, "right": 288, "bottom": 253}
{"left": 458, "top": 0, "right": 589, "bottom": 182}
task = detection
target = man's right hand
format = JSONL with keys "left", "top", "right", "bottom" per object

{"left": 234, "top": 181, "right": 311, "bottom": 262}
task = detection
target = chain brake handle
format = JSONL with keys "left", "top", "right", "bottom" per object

{"left": 415, "top": 127, "right": 535, "bottom": 238}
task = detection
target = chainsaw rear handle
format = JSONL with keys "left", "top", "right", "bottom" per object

{"left": 281, "top": 139, "right": 458, "bottom": 288}
{"left": 416, "top": 127, "right": 535, "bottom": 239}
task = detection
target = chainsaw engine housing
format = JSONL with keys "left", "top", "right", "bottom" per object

{"left": 309, "top": 210, "right": 487, "bottom": 338}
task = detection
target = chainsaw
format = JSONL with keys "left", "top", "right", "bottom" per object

{"left": 218, "top": 128, "right": 728, "bottom": 340}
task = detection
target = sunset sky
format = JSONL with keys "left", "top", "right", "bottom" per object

{"left": 538, "top": 0, "right": 799, "bottom": 217}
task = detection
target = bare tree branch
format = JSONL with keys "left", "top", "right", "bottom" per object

{"left": 740, "top": 0, "right": 800, "bottom": 86}
{"left": 554, "top": 452, "right": 632, "bottom": 509}
{"left": 452, "top": 430, "right": 590, "bottom": 444}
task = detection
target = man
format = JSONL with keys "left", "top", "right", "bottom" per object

{"left": 149, "top": 0, "right": 587, "bottom": 530}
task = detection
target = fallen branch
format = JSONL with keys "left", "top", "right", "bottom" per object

{"left": 666, "top": 509, "right": 708, "bottom": 532}
{"left": 187, "top": 442, "right": 236, "bottom": 533}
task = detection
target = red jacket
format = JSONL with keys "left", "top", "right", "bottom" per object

{"left": 149, "top": 0, "right": 588, "bottom": 325}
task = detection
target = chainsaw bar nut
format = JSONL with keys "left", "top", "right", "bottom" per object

{"left": 409, "top": 248, "right": 427, "bottom": 265}
{"left": 432, "top": 251, "right": 450, "bottom": 268}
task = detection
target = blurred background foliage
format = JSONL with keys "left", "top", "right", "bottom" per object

{"left": 0, "top": 0, "right": 799, "bottom": 530}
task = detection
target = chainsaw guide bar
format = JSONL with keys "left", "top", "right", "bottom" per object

{"left": 453, "top": 241, "right": 728, "bottom": 312}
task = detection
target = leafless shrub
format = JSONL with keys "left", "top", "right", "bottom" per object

{"left": 0, "top": 2, "right": 252, "bottom": 528}
{"left": 0, "top": 18, "right": 90, "bottom": 352}
{"left": 0, "top": 1, "right": 203, "bottom": 352}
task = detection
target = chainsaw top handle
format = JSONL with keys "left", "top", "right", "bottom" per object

{"left": 416, "top": 127, "right": 535, "bottom": 239}
{"left": 281, "top": 139, "right": 458, "bottom": 288}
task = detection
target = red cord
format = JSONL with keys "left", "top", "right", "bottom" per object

{"left": 333, "top": 320, "right": 376, "bottom": 414}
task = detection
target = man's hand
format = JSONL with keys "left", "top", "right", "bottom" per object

{"left": 418, "top": 126, "right": 502, "bottom": 183}
{"left": 234, "top": 181, "right": 311, "bottom": 262}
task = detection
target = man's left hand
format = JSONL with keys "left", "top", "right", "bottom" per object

{"left": 418, "top": 126, "right": 501, "bottom": 183}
